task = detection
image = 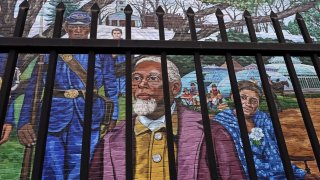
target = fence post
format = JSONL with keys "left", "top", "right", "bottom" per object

{"left": 271, "top": 11, "right": 320, "bottom": 172}
{"left": 187, "top": 7, "right": 218, "bottom": 180}
{"left": 156, "top": 6, "right": 177, "bottom": 180}
{"left": 31, "top": 3, "right": 65, "bottom": 180}
{"left": 124, "top": 4, "right": 133, "bottom": 180}
{"left": 243, "top": 10, "right": 295, "bottom": 179}
{"left": 0, "top": 0, "right": 29, "bottom": 145}
{"left": 216, "top": 8, "right": 258, "bottom": 179}
{"left": 80, "top": 3, "right": 100, "bottom": 180}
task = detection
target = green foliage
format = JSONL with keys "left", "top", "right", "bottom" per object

{"left": 286, "top": 9, "right": 320, "bottom": 41}
{"left": 259, "top": 95, "right": 298, "bottom": 112}
{"left": 46, "top": 0, "right": 81, "bottom": 25}
{"left": 167, "top": 55, "right": 195, "bottom": 76}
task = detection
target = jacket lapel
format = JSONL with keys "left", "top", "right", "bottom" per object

{"left": 108, "top": 109, "right": 204, "bottom": 179}
{"left": 176, "top": 105, "right": 204, "bottom": 179}
{"left": 108, "top": 121, "right": 127, "bottom": 180}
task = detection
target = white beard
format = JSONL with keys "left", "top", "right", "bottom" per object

{"left": 133, "top": 98, "right": 158, "bottom": 116}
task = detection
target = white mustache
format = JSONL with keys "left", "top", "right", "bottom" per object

{"left": 133, "top": 98, "right": 158, "bottom": 116}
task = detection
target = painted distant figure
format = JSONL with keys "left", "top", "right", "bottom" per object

{"left": 90, "top": 56, "right": 245, "bottom": 179}
{"left": 180, "top": 87, "right": 193, "bottom": 105}
{"left": 17, "top": 11, "right": 118, "bottom": 179}
{"left": 189, "top": 82, "right": 200, "bottom": 105}
{"left": 111, "top": 28, "right": 126, "bottom": 96}
{"left": 214, "top": 80, "right": 316, "bottom": 179}
{"left": 210, "top": 83, "right": 220, "bottom": 99}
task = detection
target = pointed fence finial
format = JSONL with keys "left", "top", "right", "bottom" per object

{"left": 270, "top": 11, "right": 277, "bottom": 18}
{"left": 19, "top": 0, "right": 29, "bottom": 9}
{"left": 156, "top": 6, "right": 165, "bottom": 16}
{"left": 215, "top": 8, "right": 223, "bottom": 17}
{"left": 91, "top": 3, "right": 100, "bottom": 12}
{"left": 243, "top": 10, "right": 251, "bottom": 18}
{"left": 186, "top": 7, "right": 195, "bottom": 17}
{"left": 124, "top": 4, "right": 133, "bottom": 15}
{"left": 56, "top": 2, "right": 65, "bottom": 11}
{"left": 295, "top": 12, "right": 303, "bottom": 20}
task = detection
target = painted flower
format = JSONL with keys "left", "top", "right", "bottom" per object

{"left": 249, "top": 127, "right": 264, "bottom": 146}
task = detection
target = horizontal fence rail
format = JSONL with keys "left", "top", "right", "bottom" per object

{"left": 0, "top": 39, "right": 320, "bottom": 56}
{"left": 0, "top": 1, "right": 319, "bottom": 180}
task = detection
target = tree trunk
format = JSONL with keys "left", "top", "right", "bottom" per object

{"left": 0, "top": 0, "right": 47, "bottom": 37}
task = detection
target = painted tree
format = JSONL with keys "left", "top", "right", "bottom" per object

{"left": 287, "top": 8, "right": 320, "bottom": 41}
{"left": 171, "top": 1, "right": 317, "bottom": 40}
{"left": 46, "top": 0, "right": 81, "bottom": 25}
{"left": 0, "top": 0, "right": 47, "bottom": 37}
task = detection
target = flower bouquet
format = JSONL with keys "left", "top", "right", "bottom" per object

{"left": 249, "top": 127, "right": 264, "bottom": 146}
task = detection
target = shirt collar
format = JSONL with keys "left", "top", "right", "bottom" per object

{"left": 135, "top": 102, "right": 177, "bottom": 134}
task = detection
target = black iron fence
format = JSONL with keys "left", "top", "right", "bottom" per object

{"left": 0, "top": 1, "right": 319, "bottom": 180}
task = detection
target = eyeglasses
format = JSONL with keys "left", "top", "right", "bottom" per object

{"left": 240, "top": 94, "right": 259, "bottom": 105}
{"left": 132, "top": 73, "right": 161, "bottom": 85}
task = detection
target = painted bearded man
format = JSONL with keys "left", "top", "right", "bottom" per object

{"left": 89, "top": 56, "right": 245, "bottom": 179}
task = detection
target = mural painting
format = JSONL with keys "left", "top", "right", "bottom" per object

{"left": 0, "top": 0, "right": 320, "bottom": 179}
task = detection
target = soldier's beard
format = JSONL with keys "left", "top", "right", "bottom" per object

{"left": 133, "top": 98, "right": 157, "bottom": 116}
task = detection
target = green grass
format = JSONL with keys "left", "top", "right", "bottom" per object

{"left": 0, "top": 96, "right": 126, "bottom": 179}
{"left": 0, "top": 135, "right": 24, "bottom": 179}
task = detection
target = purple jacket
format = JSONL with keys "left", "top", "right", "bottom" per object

{"left": 89, "top": 105, "right": 245, "bottom": 179}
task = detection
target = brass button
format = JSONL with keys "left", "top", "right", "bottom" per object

{"left": 154, "top": 132, "right": 162, "bottom": 140}
{"left": 152, "top": 154, "right": 162, "bottom": 163}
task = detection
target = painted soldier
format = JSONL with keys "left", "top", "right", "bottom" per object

{"left": 17, "top": 11, "right": 119, "bottom": 179}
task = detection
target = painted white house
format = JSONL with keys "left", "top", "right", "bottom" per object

{"left": 106, "top": 0, "right": 141, "bottom": 27}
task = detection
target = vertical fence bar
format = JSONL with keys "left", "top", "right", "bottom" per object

{"left": 296, "top": 13, "right": 320, "bottom": 84}
{"left": 216, "top": 8, "right": 258, "bottom": 179}
{"left": 80, "top": 3, "right": 100, "bottom": 180}
{"left": 186, "top": 7, "right": 218, "bottom": 180}
{"left": 124, "top": 5, "right": 133, "bottom": 180}
{"left": 0, "top": 0, "right": 29, "bottom": 140}
{"left": 32, "top": 3, "right": 65, "bottom": 180}
{"left": 271, "top": 11, "right": 320, "bottom": 171}
{"left": 244, "top": 10, "right": 295, "bottom": 179}
{"left": 156, "top": 6, "right": 177, "bottom": 180}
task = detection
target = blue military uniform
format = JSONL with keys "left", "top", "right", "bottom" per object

{"left": 106, "top": 54, "right": 126, "bottom": 95}
{"left": 18, "top": 12, "right": 118, "bottom": 179}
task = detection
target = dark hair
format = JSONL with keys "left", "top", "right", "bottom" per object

{"left": 238, "top": 80, "right": 262, "bottom": 98}
{"left": 111, "top": 28, "right": 122, "bottom": 34}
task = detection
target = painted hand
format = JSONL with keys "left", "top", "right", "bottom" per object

{"left": 0, "top": 123, "right": 13, "bottom": 145}
{"left": 17, "top": 123, "right": 37, "bottom": 147}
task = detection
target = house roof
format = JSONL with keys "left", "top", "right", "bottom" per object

{"left": 220, "top": 60, "right": 243, "bottom": 71}
{"left": 108, "top": 12, "right": 140, "bottom": 21}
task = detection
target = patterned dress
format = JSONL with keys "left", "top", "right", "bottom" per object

{"left": 214, "top": 109, "right": 306, "bottom": 179}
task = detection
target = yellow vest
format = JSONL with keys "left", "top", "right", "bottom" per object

{"left": 134, "top": 113, "right": 178, "bottom": 180}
